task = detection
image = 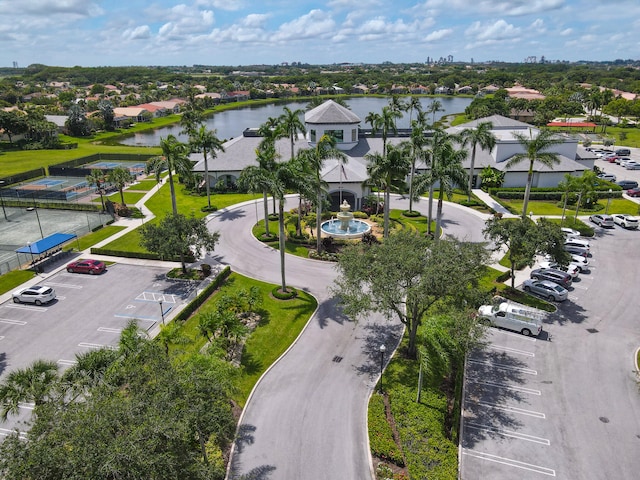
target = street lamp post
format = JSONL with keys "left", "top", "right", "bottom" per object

{"left": 379, "top": 344, "right": 386, "bottom": 394}
{"left": 606, "top": 189, "right": 613, "bottom": 214}
{"left": 27, "top": 241, "right": 34, "bottom": 264}
{"left": 159, "top": 299, "right": 165, "bottom": 324}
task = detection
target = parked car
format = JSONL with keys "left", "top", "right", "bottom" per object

{"left": 568, "top": 254, "right": 589, "bottom": 271}
{"left": 589, "top": 214, "right": 615, "bottom": 228}
{"left": 626, "top": 187, "right": 640, "bottom": 197}
{"left": 561, "top": 227, "right": 581, "bottom": 237}
{"left": 538, "top": 261, "right": 580, "bottom": 278}
{"left": 66, "top": 259, "right": 106, "bottom": 275}
{"left": 522, "top": 279, "right": 569, "bottom": 302}
{"left": 565, "top": 238, "right": 590, "bottom": 249}
{"left": 605, "top": 156, "right": 619, "bottom": 163}
{"left": 530, "top": 268, "right": 572, "bottom": 287}
{"left": 597, "top": 173, "right": 617, "bottom": 182}
{"left": 616, "top": 157, "right": 631, "bottom": 165}
{"left": 12, "top": 285, "right": 56, "bottom": 305}
{"left": 617, "top": 180, "right": 639, "bottom": 190}
{"left": 615, "top": 148, "right": 631, "bottom": 156}
{"left": 564, "top": 244, "right": 590, "bottom": 257}
{"left": 612, "top": 214, "right": 639, "bottom": 229}
{"left": 624, "top": 161, "right": 640, "bottom": 170}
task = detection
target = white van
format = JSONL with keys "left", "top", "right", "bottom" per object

{"left": 478, "top": 302, "right": 544, "bottom": 337}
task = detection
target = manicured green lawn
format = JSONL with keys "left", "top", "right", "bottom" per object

{"left": 495, "top": 197, "right": 640, "bottom": 216}
{"left": 0, "top": 270, "right": 36, "bottom": 295}
{"left": 75, "top": 225, "right": 127, "bottom": 251}
{"left": 95, "top": 191, "right": 146, "bottom": 206}
{"left": 171, "top": 272, "right": 317, "bottom": 406}
{"left": 127, "top": 180, "right": 160, "bottom": 192}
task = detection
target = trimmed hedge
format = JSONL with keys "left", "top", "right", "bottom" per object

{"left": 89, "top": 247, "right": 195, "bottom": 263}
{"left": 495, "top": 270, "right": 511, "bottom": 283}
{"left": 271, "top": 286, "right": 298, "bottom": 300}
{"left": 175, "top": 266, "right": 231, "bottom": 321}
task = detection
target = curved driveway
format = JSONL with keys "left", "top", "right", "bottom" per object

{"left": 208, "top": 196, "right": 486, "bottom": 479}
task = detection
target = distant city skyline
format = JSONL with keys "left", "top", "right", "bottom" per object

{"left": 1, "top": 0, "right": 638, "bottom": 68}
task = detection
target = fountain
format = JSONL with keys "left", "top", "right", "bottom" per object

{"left": 320, "top": 200, "right": 372, "bottom": 239}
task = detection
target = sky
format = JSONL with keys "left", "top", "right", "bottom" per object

{"left": 1, "top": 0, "right": 638, "bottom": 68}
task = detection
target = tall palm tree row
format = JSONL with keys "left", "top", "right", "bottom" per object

{"left": 365, "top": 143, "right": 411, "bottom": 238}
{"left": 189, "top": 125, "right": 225, "bottom": 209}
{"left": 460, "top": 121, "right": 497, "bottom": 202}
{"left": 506, "top": 128, "right": 563, "bottom": 218}
{"left": 365, "top": 105, "right": 402, "bottom": 158}
{"left": 407, "top": 117, "right": 429, "bottom": 214}
{"left": 278, "top": 107, "right": 307, "bottom": 235}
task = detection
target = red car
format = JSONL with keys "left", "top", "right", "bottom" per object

{"left": 627, "top": 187, "right": 640, "bottom": 197}
{"left": 66, "top": 259, "right": 106, "bottom": 274}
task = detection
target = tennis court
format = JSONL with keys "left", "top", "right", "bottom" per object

{"left": 85, "top": 160, "right": 147, "bottom": 174}
{"left": 4, "top": 176, "right": 91, "bottom": 202}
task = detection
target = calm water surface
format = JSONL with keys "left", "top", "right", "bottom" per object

{"left": 118, "top": 96, "right": 473, "bottom": 147}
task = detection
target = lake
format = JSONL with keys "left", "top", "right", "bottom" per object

{"left": 118, "top": 96, "right": 473, "bottom": 147}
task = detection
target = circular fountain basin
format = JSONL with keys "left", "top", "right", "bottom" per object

{"left": 320, "top": 219, "right": 371, "bottom": 239}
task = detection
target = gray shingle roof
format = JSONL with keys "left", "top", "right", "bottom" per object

{"left": 305, "top": 100, "right": 361, "bottom": 125}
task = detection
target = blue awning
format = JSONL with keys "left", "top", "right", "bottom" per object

{"left": 16, "top": 233, "right": 77, "bottom": 254}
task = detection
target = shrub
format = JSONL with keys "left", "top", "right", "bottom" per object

{"left": 175, "top": 266, "right": 231, "bottom": 321}
{"left": 369, "top": 394, "right": 405, "bottom": 467}
{"left": 401, "top": 210, "right": 421, "bottom": 217}
{"left": 271, "top": 286, "right": 297, "bottom": 300}
{"left": 353, "top": 210, "right": 369, "bottom": 219}
{"left": 201, "top": 263, "right": 212, "bottom": 276}
{"left": 200, "top": 205, "right": 218, "bottom": 213}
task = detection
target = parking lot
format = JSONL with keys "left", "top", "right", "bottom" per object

{"left": 0, "top": 263, "right": 197, "bottom": 434}
{"left": 461, "top": 221, "right": 640, "bottom": 479}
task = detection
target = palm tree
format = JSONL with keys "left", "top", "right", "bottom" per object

{"left": 238, "top": 143, "right": 279, "bottom": 238}
{"left": 179, "top": 102, "right": 203, "bottom": 138}
{"left": 407, "top": 118, "right": 429, "bottom": 213}
{"left": 406, "top": 96, "right": 422, "bottom": 124}
{"left": 365, "top": 143, "right": 411, "bottom": 237}
{"left": 506, "top": 128, "right": 563, "bottom": 218}
{"left": 558, "top": 173, "right": 579, "bottom": 223}
{"left": 0, "top": 359, "right": 59, "bottom": 420}
{"left": 86, "top": 168, "right": 107, "bottom": 211}
{"left": 426, "top": 99, "right": 444, "bottom": 124}
{"left": 460, "top": 121, "right": 497, "bottom": 202}
{"left": 106, "top": 166, "right": 134, "bottom": 206}
{"left": 278, "top": 107, "right": 307, "bottom": 235}
{"left": 148, "top": 135, "right": 194, "bottom": 215}
{"left": 424, "top": 128, "right": 450, "bottom": 235}
{"left": 388, "top": 95, "right": 406, "bottom": 129}
{"left": 189, "top": 125, "right": 225, "bottom": 209}
{"left": 367, "top": 106, "right": 401, "bottom": 158}
{"left": 428, "top": 140, "right": 468, "bottom": 239}
{"left": 300, "top": 135, "right": 347, "bottom": 252}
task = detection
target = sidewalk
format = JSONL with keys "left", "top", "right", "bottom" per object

{"left": 471, "top": 189, "right": 515, "bottom": 216}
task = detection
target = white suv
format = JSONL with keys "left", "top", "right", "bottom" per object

{"left": 612, "top": 214, "right": 639, "bottom": 229}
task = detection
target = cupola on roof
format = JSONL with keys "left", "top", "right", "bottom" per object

{"left": 305, "top": 100, "right": 361, "bottom": 125}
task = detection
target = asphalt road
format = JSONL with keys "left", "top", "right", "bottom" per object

{"left": 461, "top": 223, "right": 640, "bottom": 479}
{"left": 211, "top": 196, "right": 486, "bottom": 479}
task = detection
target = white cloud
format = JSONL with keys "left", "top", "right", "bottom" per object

{"left": 123, "top": 25, "right": 152, "bottom": 40}
{"left": 272, "top": 10, "right": 336, "bottom": 42}
{"left": 422, "top": 0, "right": 564, "bottom": 16}
{"left": 465, "top": 19, "right": 521, "bottom": 43}
{"left": 424, "top": 28, "right": 453, "bottom": 42}
{"left": 0, "top": 0, "right": 103, "bottom": 16}
{"left": 195, "top": 0, "right": 244, "bottom": 10}
{"left": 560, "top": 28, "right": 573, "bottom": 36}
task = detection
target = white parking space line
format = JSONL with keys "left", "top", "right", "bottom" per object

{"left": 135, "top": 291, "right": 178, "bottom": 303}
{"left": 98, "top": 327, "right": 122, "bottom": 334}
{"left": 4, "top": 304, "right": 48, "bottom": 312}
{"left": 472, "top": 380, "right": 542, "bottom": 396}
{"left": 462, "top": 449, "right": 556, "bottom": 476}
{"left": 113, "top": 314, "right": 158, "bottom": 322}
{"left": 78, "top": 342, "right": 117, "bottom": 350}
{"left": 468, "top": 359, "right": 537, "bottom": 375}
{"left": 489, "top": 345, "right": 535, "bottom": 357}
{"left": 490, "top": 328, "right": 538, "bottom": 342}
{"left": 57, "top": 359, "right": 77, "bottom": 366}
{"left": 0, "top": 336, "right": 4, "bottom": 341}
{"left": 0, "top": 318, "right": 27, "bottom": 325}
{"left": 466, "top": 422, "right": 550, "bottom": 445}
{"left": 571, "top": 284, "right": 589, "bottom": 290}
{"left": 474, "top": 401, "right": 546, "bottom": 419}
{"left": 0, "top": 428, "right": 28, "bottom": 439}
{"left": 61, "top": 273, "right": 100, "bottom": 280}
{"left": 45, "top": 282, "right": 83, "bottom": 289}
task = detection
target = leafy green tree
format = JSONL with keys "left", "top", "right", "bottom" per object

{"left": 156, "top": 321, "right": 191, "bottom": 355}
{"left": 0, "top": 109, "right": 27, "bottom": 144}
{"left": 460, "top": 121, "right": 497, "bottom": 202}
{"left": 365, "top": 143, "right": 411, "bottom": 237}
{"left": 65, "top": 104, "right": 91, "bottom": 136}
{"left": 479, "top": 165, "right": 505, "bottom": 189}
{"left": 97, "top": 100, "right": 114, "bottom": 130}
{"left": 106, "top": 166, "right": 134, "bottom": 206}
{"left": 189, "top": 126, "right": 225, "bottom": 209}
{"left": 333, "top": 231, "right": 489, "bottom": 358}
{"left": 140, "top": 213, "right": 220, "bottom": 274}
{"left": 483, "top": 216, "right": 539, "bottom": 288}
{"left": 506, "top": 128, "right": 563, "bottom": 218}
